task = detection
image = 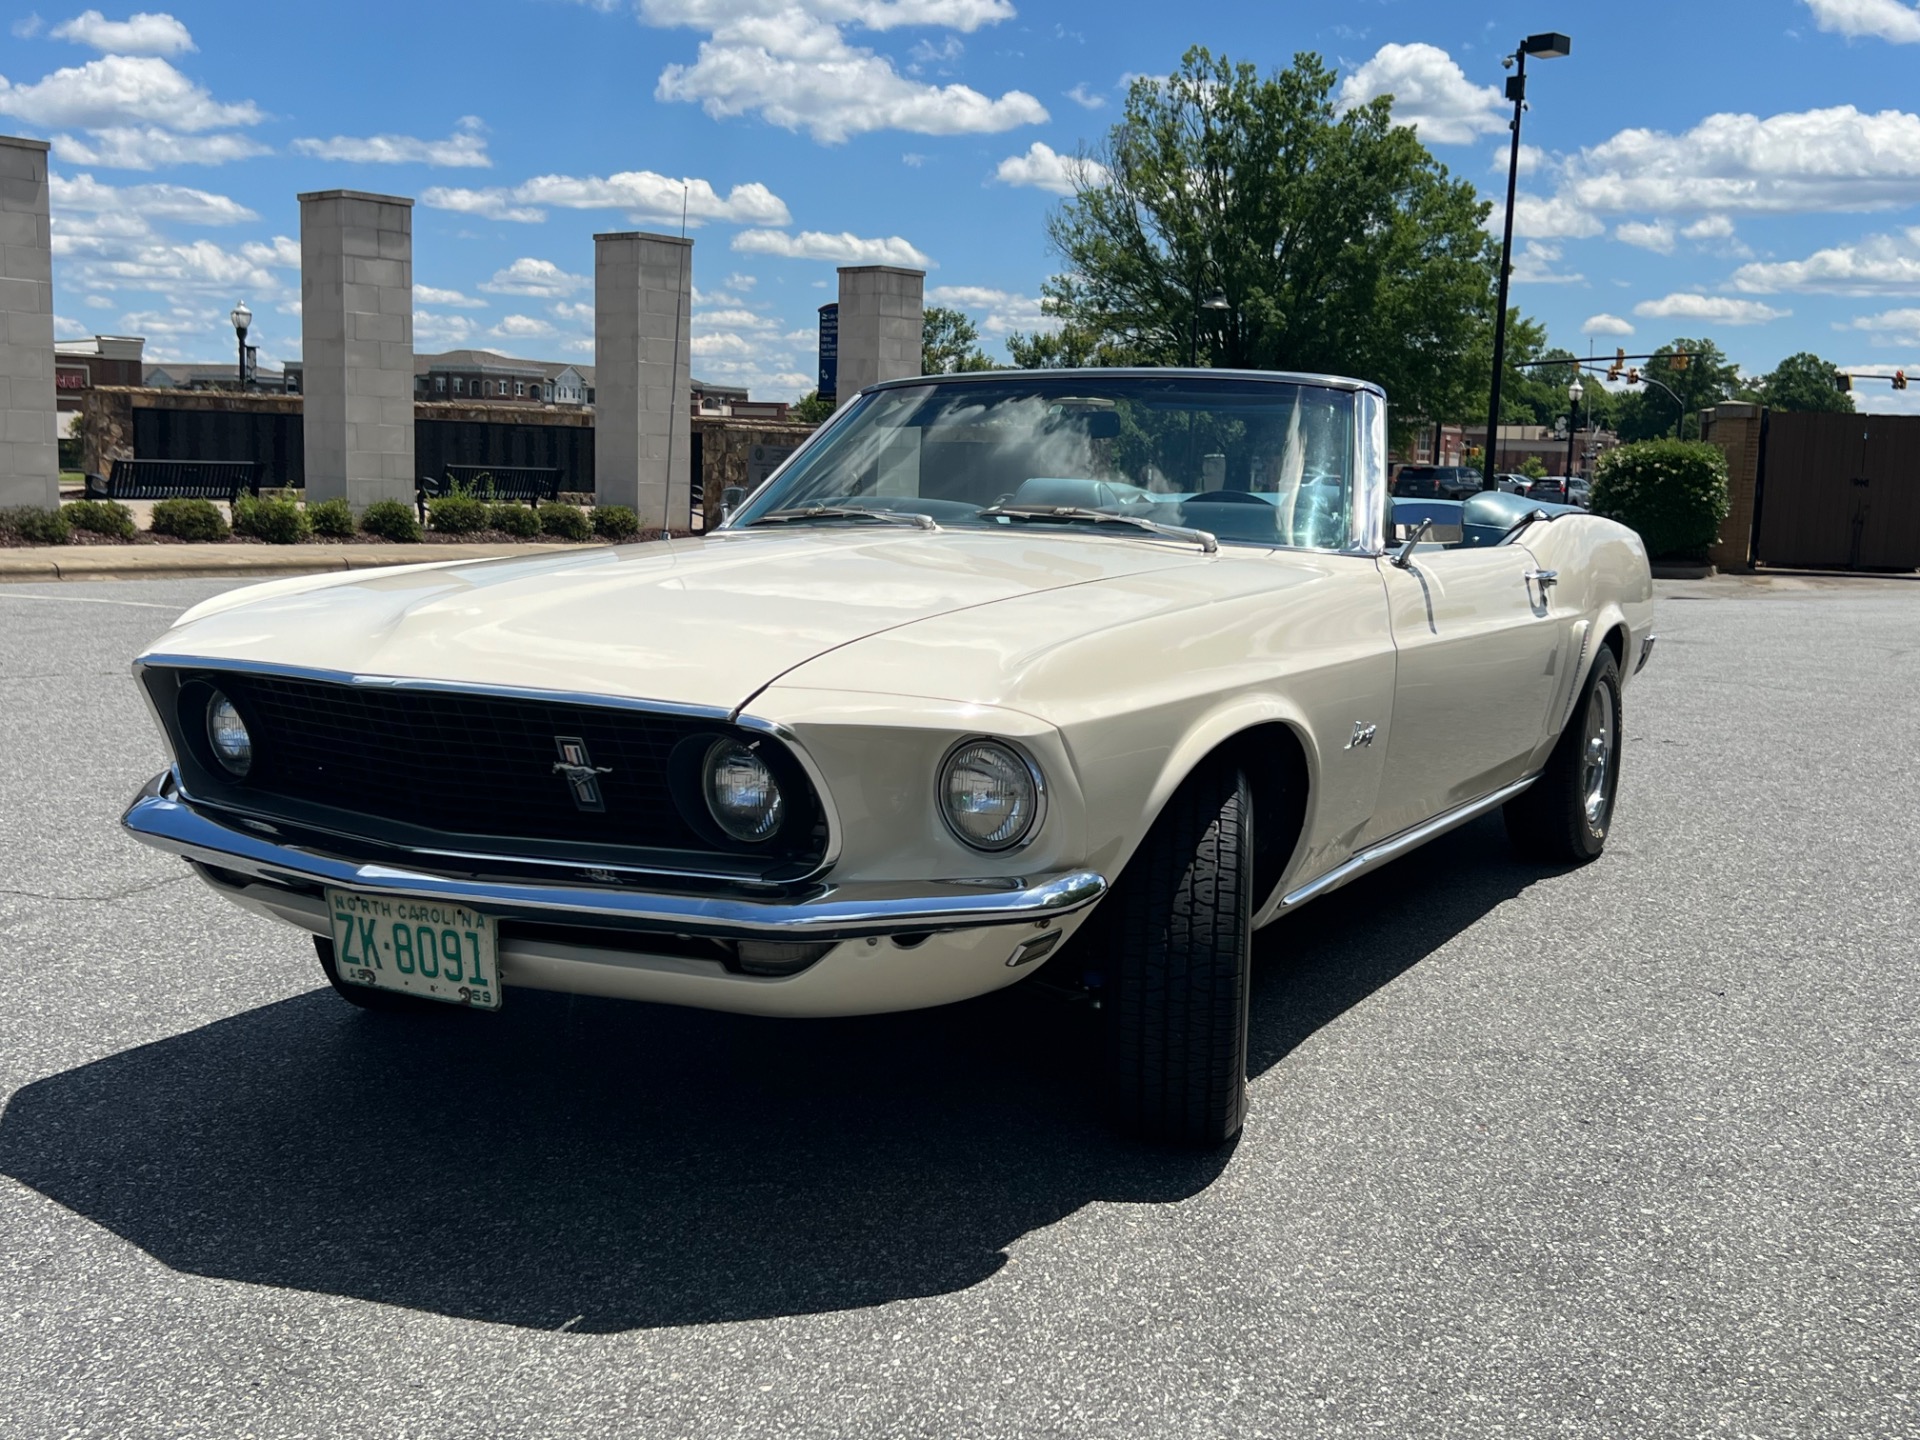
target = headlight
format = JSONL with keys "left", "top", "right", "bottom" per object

{"left": 205, "top": 691, "right": 252, "bottom": 777}
{"left": 940, "top": 740, "right": 1041, "bottom": 851}
{"left": 703, "top": 739, "right": 784, "bottom": 842}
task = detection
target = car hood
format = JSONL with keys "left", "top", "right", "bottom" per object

{"left": 146, "top": 529, "right": 1213, "bottom": 713}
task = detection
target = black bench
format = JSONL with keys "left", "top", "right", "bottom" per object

{"left": 415, "top": 465, "right": 563, "bottom": 521}
{"left": 84, "top": 458, "right": 261, "bottom": 507}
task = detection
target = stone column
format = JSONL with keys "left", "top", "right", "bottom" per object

{"left": 1700, "top": 401, "right": 1762, "bottom": 572}
{"left": 0, "top": 136, "right": 56, "bottom": 510}
{"left": 298, "top": 190, "right": 414, "bottom": 508}
{"left": 834, "top": 265, "right": 923, "bottom": 408}
{"left": 594, "top": 231, "right": 691, "bottom": 528}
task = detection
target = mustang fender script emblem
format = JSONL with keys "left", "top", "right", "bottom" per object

{"left": 553, "top": 736, "right": 613, "bottom": 812}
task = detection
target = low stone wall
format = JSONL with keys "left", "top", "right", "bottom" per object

{"left": 693, "top": 417, "right": 817, "bottom": 526}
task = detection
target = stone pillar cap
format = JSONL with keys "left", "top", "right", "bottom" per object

{"left": 297, "top": 189, "right": 415, "bottom": 206}
{"left": 594, "top": 231, "right": 693, "bottom": 245}
{"left": 0, "top": 135, "right": 52, "bottom": 152}
{"left": 837, "top": 264, "right": 925, "bottom": 277}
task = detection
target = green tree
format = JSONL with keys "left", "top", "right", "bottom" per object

{"left": 1005, "top": 317, "right": 1139, "bottom": 369}
{"left": 922, "top": 306, "right": 996, "bottom": 374}
{"left": 1756, "top": 351, "right": 1855, "bottom": 413}
{"left": 1035, "top": 47, "right": 1500, "bottom": 437}
{"left": 1633, "top": 337, "right": 1742, "bottom": 441}
{"left": 790, "top": 389, "right": 835, "bottom": 425}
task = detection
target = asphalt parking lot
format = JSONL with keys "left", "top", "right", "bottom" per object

{"left": 1, "top": 573, "right": 1915, "bottom": 1439}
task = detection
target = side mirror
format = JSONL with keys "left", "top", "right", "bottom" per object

{"left": 720, "top": 485, "right": 746, "bottom": 521}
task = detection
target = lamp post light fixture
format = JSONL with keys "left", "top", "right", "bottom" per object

{"left": 230, "top": 301, "right": 252, "bottom": 391}
{"left": 1565, "top": 374, "right": 1584, "bottom": 479}
{"left": 1482, "top": 31, "right": 1571, "bottom": 491}
{"left": 1189, "top": 288, "right": 1231, "bottom": 367}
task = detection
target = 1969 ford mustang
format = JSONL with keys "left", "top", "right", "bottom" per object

{"left": 123, "top": 369, "right": 1654, "bottom": 1146}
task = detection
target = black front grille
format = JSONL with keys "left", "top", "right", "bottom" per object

{"left": 192, "top": 673, "right": 819, "bottom": 867}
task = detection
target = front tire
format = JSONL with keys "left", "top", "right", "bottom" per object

{"left": 1101, "top": 758, "right": 1254, "bottom": 1148}
{"left": 1505, "top": 647, "right": 1623, "bottom": 864}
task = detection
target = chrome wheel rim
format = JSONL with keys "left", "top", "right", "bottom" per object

{"left": 1582, "top": 682, "right": 1615, "bottom": 831}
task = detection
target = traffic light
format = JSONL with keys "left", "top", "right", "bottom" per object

{"left": 1607, "top": 348, "right": 1625, "bottom": 381}
{"left": 1896, "top": 370, "right": 1909, "bottom": 391}
{"left": 1670, "top": 352, "right": 1690, "bottom": 372}
{"left": 1835, "top": 371, "right": 1852, "bottom": 392}
{"left": 1627, "top": 367, "right": 1640, "bottom": 385}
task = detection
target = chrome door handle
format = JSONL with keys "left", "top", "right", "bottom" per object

{"left": 1524, "top": 568, "right": 1559, "bottom": 589}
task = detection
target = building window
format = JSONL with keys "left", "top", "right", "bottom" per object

{"left": 453, "top": 377, "right": 464, "bottom": 394}
{"left": 435, "top": 376, "right": 446, "bottom": 392}
{"left": 515, "top": 381, "right": 525, "bottom": 397}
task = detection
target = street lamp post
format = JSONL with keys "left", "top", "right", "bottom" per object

{"left": 1565, "top": 375, "right": 1584, "bottom": 478}
{"left": 1482, "top": 31, "right": 1571, "bottom": 491}
{"left": 1189, "top": 288, "right": 1230, "bottom": 367}
{"left": 230, "top": 301, "right": 252, "bottom": 391}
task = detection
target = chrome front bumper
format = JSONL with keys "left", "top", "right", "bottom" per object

{"left": 121, "top": 772, "right": 1108, "bottom": 941}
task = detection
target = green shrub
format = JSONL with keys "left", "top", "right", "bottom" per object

{"left": 537, "top": 501, "right": 591, "bottom": 541}
{"left": 488, "top": 501, "right": 541, "bottom": 538}
{"left": 308, "top": 497, "right": 356, "bottom": 538}
{"left": 150, "top": 497, "right": 230, "bottom": 542}
{"left": 429, "top": 492, "right": 491, "bottom": 535}
{"left": 243, "top": 496, "right": 311, "bottom": 544}
{"left": 591, "top": 504, "right": 641, "bottom": 541}
{"left": 1590, "top": 440, "right": 1731, "bottom": 561}
{"left": 64, "top": 498, "right": 136, "bottom": 539}
{"left": 231, "top": 494, "right": 261, "bottom": 536}
{"left": 0, "top": 506, "right": 71, "bottom": 545}
{"left": 360, "top": 499, "right": 422, "bottom": 542}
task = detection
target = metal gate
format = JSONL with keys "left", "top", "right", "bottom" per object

{"left": 1756, "top": 412, "right": 1920, "bottom": 570}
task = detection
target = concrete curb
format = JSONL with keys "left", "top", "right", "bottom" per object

{"left": 0, "top": 542, "right": 593, "bottom": 584}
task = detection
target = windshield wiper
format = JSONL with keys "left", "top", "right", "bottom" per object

{"left": 977, "top": 504, "right": 1218, "bottom": 554}
{"left": 751, "top": 504, "right": 938, "bottom": 530}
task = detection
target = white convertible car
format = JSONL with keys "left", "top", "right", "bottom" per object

{"left": 123, "top": 370, "right": 1653, "bottom": 1146}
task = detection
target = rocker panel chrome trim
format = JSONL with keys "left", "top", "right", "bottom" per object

{"left": 1277, "top": 775, "right": 1538, "bottom": 912}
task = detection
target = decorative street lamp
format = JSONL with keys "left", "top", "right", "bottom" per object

{"left": 1565, "top": 374, "right": 1584, "bottom": 479}
{"left": 1482, "top": 32, "right": 1571, "bottom": 490}
{"left": 1189, "top": 288, "right": 1230, "bottom": 367}
{"left": 230, "top": 301, "right": 252, "bottom": 391}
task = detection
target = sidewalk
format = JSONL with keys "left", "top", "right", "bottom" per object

{"left": 0, "top": 541, "right": 591, "bottom": 584}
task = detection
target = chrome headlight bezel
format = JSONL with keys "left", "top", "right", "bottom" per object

{"left": 937, "top": 737, "right": 1045, "bottom": 853}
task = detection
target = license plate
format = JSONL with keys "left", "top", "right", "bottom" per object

{"left": 325, "top": 888, "right": 501, "bottom": 1010}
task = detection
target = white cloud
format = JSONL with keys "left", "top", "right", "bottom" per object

{"left": 1567, "top": 105, "right": 1920, "bottom": 215}
{"left": 1337, "top": 42, "right": 1506, "bottom": 145}
{"left": 690, "top": 331, "right": 753, "bottom": 356}
{"left": 51, "top": 171, "right": 255, "bottom": 224}
{"left": 1614, "top": 220, "right": 1675, "bottom": 253}
{"left": 51, "top": 9, "right": 194, "bottom": 54}
{"left": 13, "top": 15, "right": 44, "bottom": 39}
{"left": 415, "top": 284, "right": 486, "bottom": 309}
{"left": 1730, "top": 225, "right": 1920, "bottom": 294}
{"left": 725, "top": 271, "right": 757, "bottom": 290}
{"left": 1682, "top": 215, "right": 1736, "bottom": 240}
{"left": 54, "top": 312, "right": 90, "bottom": 337}
{"left": 1581, "top": 313, "right": 1636, "bottom": 336}
{"left": 1510, "top": 241, "right": 1583, "bottom": 284}
{"left": 908, "top": 35, "right": 962, "bottom": 64}
{"left": 419, "top": 187, "right": 546, "bottom": 224}
{"left": 732, "top": 228, "right": 932, "bottom": 267}
{"left": 926, "top": 282, "right": 1051, "bottom": 333}
{"left": 644, "top": 0, "right": 1046, "bottom": 143}
{"left": 77, "top": 236, "right": 293, "bottom": 295}
{"left": 83, "top": 293, "right": 114, "bottom": 309}
{"left": 992, "top": 140, "right": 1107, "bottom": 196}
{"left": 480, "top": 257, "right": 589, "bottom": 297}
{"left": 696, "top": 307, "right": 778, "bottom": 330}
{"left": 421, "top": 170, "right": 790, "bottom": 227}
{"left": 0, "top": 54, "right": 257, "bottom": 130}
{"left": 1488, "top": 142, "right": 1547, "bottom": 177}
{"left": 1842, "top": 307, "right": 1920, "bottom": 343}
{"left": 414, "top": 311, "right": 478, "bottom": 348}
{"left": 491, "top": 313, "right": 556, "bottom": 339}
{"left": 901, "top": 151, "right": 926, "bottom": 167}
{"left": 551, "top": 300, "right": 594, "bottom": 324}
{"left": 513, "top": 170, "right": 790, "bottom": 225}
{"left": 1802, "top": 0, "right": 1920, "bottom": 42}
{"left": 292, "top": 118, "right": 491, "bottom": 168}
{"left": 49, "top": 126, "right": 267, "bottom": 169}
{"left": 1065, "top": 82, "right": 1105, "bottom": 110}
{"left": 1633, "top": 294, "right": 1790, "bottom": 325}
{"left": 1494, "top": 191, "right": 1605, "bottom": 240}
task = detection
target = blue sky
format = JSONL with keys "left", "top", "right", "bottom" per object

{"left": 6, "top": 0, "right": 1920, "bottom": 413}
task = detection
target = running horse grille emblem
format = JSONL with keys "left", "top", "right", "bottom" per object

{"left": 552, "top": 736, "right": 614, "bottom": 812}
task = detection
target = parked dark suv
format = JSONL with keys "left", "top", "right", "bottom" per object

{"left": 1391, "top": 465, "right": 1482, "bottom": 499}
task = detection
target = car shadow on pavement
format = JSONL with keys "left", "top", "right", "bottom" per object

{"left": 0, "top": 817, "right": 1537, "bottom": 1333}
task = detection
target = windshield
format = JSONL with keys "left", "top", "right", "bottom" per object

{"left": 731, "top": 375, "right": 1360, "bottom": 550}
